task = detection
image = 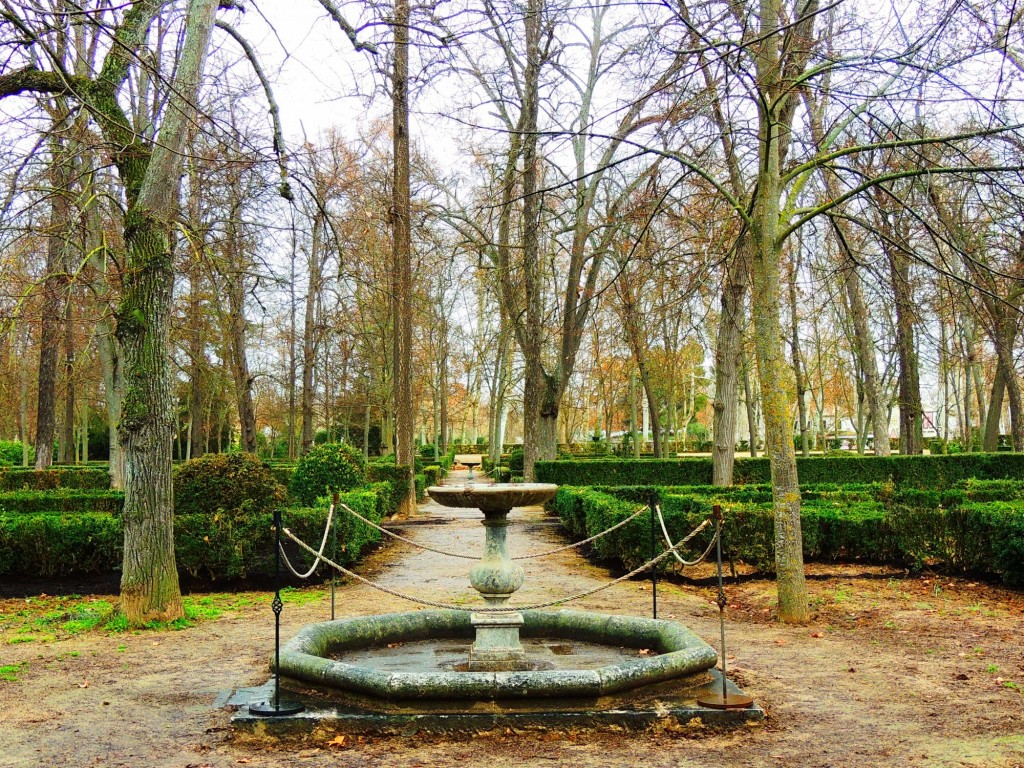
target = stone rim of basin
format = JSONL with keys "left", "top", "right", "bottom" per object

{"left": 427, "top": 483, "right": 557, "bottom": 510}
{"left": 275, "top": 608, "right": 718, "bottom": 700}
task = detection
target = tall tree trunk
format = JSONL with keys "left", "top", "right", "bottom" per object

{"left": 19, "top": 329, "right": 30, "bottom": 466}
{"left": 225, "top": 273, "right": 257, "bottom": 452}
{"left": 36, "top": 130, "right": 72, "bottom": 469}
{"left": 787, "top": 253, "right": 809, "bottom": 456}
{"left": 747, "top": 0, "right": 813, "bottom": 623}
{"left": 985, "top": 362, "right": 1006, "bottom": 451}
{"left": 742, "top": 351, "right": 758, "bottom": 457}
{"left": 885, "top": 238, "right": 923, "bottom": 454}
{"left": 391, "top": 0, "right": 416, "bottom": 514}
{"left": 59, "top": 294, "right": 75, "bottom": 464}
{"left": 118, "top": 0, "right": 219, "bottom": 623}
{"left": 301, "top": 216, "right": 323, "bottom": 454}
{"left": 713, "top": 253, "right": 748, "bottom": 482}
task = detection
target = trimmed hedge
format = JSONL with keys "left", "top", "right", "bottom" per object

{"left": 550, "top": 484, "right": 1024, "bottom": 585}
{"left": 290, "top": 443, "right": 367, "bottom": 506}
{"left": 0, "top": 490, "right": 124, "bottom": 515}
{"left": 0, "top": 487, "right": 387, "bottom": 578}
{"left": 366, "top": 462, "right": 414, "bottom": 515}
{"left": 0, "top": 467, "right": 111, "bottom": 491}
{"left": 536, "top": 453, "right": 1024, "bottom": 489}
{"left": 174, "top": 453, "right": 286, "bottom": 518}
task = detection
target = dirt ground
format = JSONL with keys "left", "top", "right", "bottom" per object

{"left": 2, "top": 482, "right": 1023, "bottom": 768}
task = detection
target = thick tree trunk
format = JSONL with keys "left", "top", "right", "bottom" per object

{"left": 985, "top": 362, "right": 1006, "bottom": 451}
{"left": 117, "top": 212, "right": 183, "bottom": 621}
{"left": 118, "top": 0, "right": 219, "bottom": 623}
{"left": 748, "top": 0, "right": 811, "bottom": 622}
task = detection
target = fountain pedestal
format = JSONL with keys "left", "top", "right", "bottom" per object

{"left": 425, "top": 483, "right": 558, "bottom": 672}
{"left": 468, "top": 509, "right": 527, "bottom": 670}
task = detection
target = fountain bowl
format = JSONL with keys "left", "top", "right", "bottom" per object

{"left": 426, "top": 483, "right": 557, "bottom": 512}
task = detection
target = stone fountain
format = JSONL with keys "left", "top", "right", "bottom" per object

{"left": 231, "top": 481, "right": 761, "bottom": 733}
{"left": 427, "top": 483, "right": 555, "bottom": 671}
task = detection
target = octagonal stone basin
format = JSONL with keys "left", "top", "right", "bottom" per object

{"left": 426, "top": 483, "right": 558, "bottom": 512}
{"left": 274, "top": 609, "right": 717, "bottom": 700}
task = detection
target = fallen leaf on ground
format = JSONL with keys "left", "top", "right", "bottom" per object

{"left": 774, "top": 638, "right": 787, "bottom": 646}
{"left": 77, "top": 680, "right": 89, "bottom": 688}
{"left": 327, "top": 735, "right": 347, "bottom": 748}
{"left": 811, "top": 631, "right": 825, "bottom": 638}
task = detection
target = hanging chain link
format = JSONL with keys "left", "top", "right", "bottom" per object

{"left": 654, "top": 504, "right": 718, "bottom": 567}
{"left": 280, "top": 518, "right": 711, "bottom": 613}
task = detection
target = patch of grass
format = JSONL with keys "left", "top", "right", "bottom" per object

{"left": 987, "top": 664, "right": 1000, "bottom": 673}
{"left": 830, "top": 586, "right": 852, "bottom": 604}
{"left": 278, "top": 586, "right": 325, "bottom": 606}
{"left": 0, "top": 661, "right": 27, "bottom": 682}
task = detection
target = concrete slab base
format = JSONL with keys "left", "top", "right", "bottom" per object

{"left": 226, "top": 670, "right": 763, "bottom": 737}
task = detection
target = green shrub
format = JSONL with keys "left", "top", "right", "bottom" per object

{"left": 414, "top": 473, "right": 427, "bottom": 501}
{"left": 0, "top": 441, "right": 32, "bottom": 466}
{"left": 174, "top": 453, "right": 286, "bottom": 518}
{"left": 289, "top": 443, "right": 367, "bottom": 506}
{"left": 0, "top": 489, "right": 124, "bottom": 515}
{"left": 0, "top": 467, "right": 111, "bottom": 491}
{"left": 366, "top": 462, "right": 413, "bottom": 515}
{"left": 506, "top": 448, "right": 524, "bottom": 473}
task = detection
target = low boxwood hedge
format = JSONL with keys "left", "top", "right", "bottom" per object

{"left": 0, "top": 490, "right": 124, "bottom": 515}
{"left": 0, "top": 487, "right": 386, "bottom": 579}
{"left": 536, "top": 453, "right": 1024, "bottom": 489}
{"left": 550, "top": 484, "right": 1024, "bottom": 585}
{"left": 0, "top": 467, "right": 112, "bottom": 491}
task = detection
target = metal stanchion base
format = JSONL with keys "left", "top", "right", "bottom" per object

{"left": 248, "top": 700, "right": 305, "bottom": 717}
{"left": 696, "top": 692, "right": 754, "bottom": 710}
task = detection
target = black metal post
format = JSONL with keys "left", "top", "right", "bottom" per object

{"left": 649, "top": 492, "right": 658, "bottom": 619}
{"left": 698, "top": 504, "right": 753, "bottom": 710}
{"left": 248, "top": 509, "right": 303, "bottom": 717}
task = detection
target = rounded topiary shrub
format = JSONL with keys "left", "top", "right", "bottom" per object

{"left": 290, "top": 442, "right": 367, "bottom": 506}
{"left": 174, "top": 452, "right": 286, "bottom": 517}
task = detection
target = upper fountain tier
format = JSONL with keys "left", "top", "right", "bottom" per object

{"left": 427, "top": 483, "right": 557, "bottom": 512}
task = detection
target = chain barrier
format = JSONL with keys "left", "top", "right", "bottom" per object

{"left": 278, "top": 502, "right": 336, "bottom": 579}
{"left": 655, "top": 504, "right": 718, "bottom": 567}
{"left": 335, "top": 502, "right": 650, "bottom": 562}
{"left": 281, "top": 518, "right": 711, "bottom": 613}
